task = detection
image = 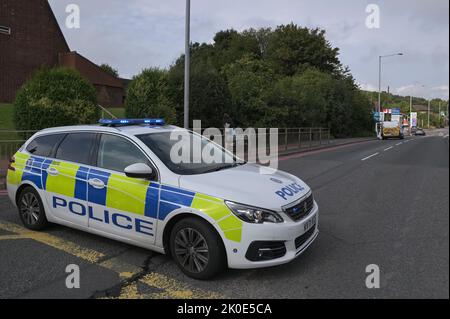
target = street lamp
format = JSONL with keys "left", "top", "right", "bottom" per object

{"left": 377, "top": 53, "right": 403, "bottom": 138}
{"left": 184, "top": 0, "right": 191, "bottom": 129}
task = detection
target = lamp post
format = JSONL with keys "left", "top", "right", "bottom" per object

{"left": 184, "top": 0, "right": 191, "bottom": 129}
{"left": 377, "top": 53, "right": 403, "bottom": 138}
{"left": 428, "top": 99, "right": 431, "bottom": 129}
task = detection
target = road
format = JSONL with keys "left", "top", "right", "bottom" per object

{"left": 0, "top": 130, "right": 448, "bottom": 299}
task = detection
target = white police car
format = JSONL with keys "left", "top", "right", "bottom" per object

{"left": 7, "top": 119, "right": 318, "bottom": 279}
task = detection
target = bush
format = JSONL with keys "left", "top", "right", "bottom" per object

{"left": 125, "top": 68, "right": 176, "bottom": 123}
{"left": 14, "top": 67, "right": 98, "bottom": 132}
{"left": 167, "top": 61, "right": 231, "bottom": 128}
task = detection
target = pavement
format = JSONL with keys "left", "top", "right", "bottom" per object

{"left": 0, "top": 129, "right": 448, "bottom": 299}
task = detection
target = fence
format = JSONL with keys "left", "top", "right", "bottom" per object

{"left": 0, "top": 127, "right": 331, "bottom": 180}
{"left": 277, "top": 128, "right": 331, "bottom": 152}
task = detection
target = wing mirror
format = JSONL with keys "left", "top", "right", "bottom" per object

{"left": 124, "top": 163, "right": 155, "bottom": 179}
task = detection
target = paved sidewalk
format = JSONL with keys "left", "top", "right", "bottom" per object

{"left": 278, "top": 136, "right": 375, "bottom": 157}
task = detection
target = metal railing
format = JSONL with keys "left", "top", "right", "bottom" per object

{"left": 0, "top": 130, "right": 37, "bottom": 179}
{"left": 0, "top": 127, "right": 331, "bottom": 179}
{"left": 98, "top": 104, "right": 117, "bottom": 119}
{"left": 278, "top": 128, "right": 331, "bottom": 152}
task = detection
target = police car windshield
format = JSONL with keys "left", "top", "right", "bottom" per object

{"left": 137, "top": 131, "right": 242, "bottom": 175}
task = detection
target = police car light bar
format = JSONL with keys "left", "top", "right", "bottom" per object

{"left": 99, "top": 118, "right": 166, "bottom": 126}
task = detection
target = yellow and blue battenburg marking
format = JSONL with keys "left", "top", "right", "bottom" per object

{"left": 7, "top": 152, "right": 243, "bottom": 243}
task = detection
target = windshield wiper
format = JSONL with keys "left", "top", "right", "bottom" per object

{"left": 203, "top": 164, "right": 237, "bottom": 173}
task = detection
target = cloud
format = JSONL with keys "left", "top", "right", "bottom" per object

{"left": 48, "top": 0, "right": 449, "bottom": 100}
{"left": 393, "top": 84, "right": 449, "bottom": 100}
{"left": 359, "top": 83, "right": 378, "bottom": 92}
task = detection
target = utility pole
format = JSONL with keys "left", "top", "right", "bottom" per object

{"left": 438, "top": 101, "right": 441, "bottom": 127}
{"left": 183, "top": 0, "right": 191, "bottom": 129}
{"left": 409, "top": 96, "right": 412, "bottom": 114}
{"left": 377, "top": 56, "right": 382, "bottom": 138}
{"left": 409, "top": 95, "right": 413, "bottom": 135}
{"left": 377, "top": 53, "right": 403, "bottom": 138}
{"left": 428, "top": 100, "right": 431, "bottom": 129}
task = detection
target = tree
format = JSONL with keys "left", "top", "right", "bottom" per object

{"left": 100, "top": 63, "right": 119, "bottom": 77}
{"left": 223, "top": 55, "right": 277, "bottom": 127}
{"left": 267, "top": 68, "right": 331, "bottom": 128}
{"left": 266, "top": 24, "right": 341, "bottom": 76}
{"left": 167, "top": 61, "right": 231, "bottom": 128}
{"left": 125, "top": 68, "right": 176, "bottom": 122}
{"left": 14, "top": 67, "right": 98, "bottom": 133}
{"left": 162, "top": 24, "right": 373, "bottom": 137}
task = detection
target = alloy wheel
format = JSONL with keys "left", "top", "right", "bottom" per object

{"left": 174, "top": 227, "right": 210, "bottom": 273}
{"left": 20, "top": 192, "right": 40, "bottom": 226}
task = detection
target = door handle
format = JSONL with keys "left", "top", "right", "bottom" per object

{"left": 47, "top": 167, "right": 59, "bottom": 176}
{"left": 88, "top": 178, "right": 105, "bottom": 189}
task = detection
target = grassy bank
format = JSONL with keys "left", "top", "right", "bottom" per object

{"left": 0, "top": 103, "right": 14, "bottom": 130}
{"left": 0, "top": 104, "right": 20, "bottom": 140}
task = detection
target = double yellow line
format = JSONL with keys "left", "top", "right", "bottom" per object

{"left": 0, "top": 221, "right": 223, "bottom": 299}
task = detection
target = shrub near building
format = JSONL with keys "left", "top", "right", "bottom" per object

{"left": 125, "top": 68, "right": 176, "bottom": 123}
{"left": 14, "top": 67, "right": 99, "bottom": 133}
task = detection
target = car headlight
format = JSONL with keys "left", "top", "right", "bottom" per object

{"left": 225, "top": 201, "right": 284, "bottom": 224}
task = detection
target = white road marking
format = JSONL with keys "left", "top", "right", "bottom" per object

{"left": 384, "top": 146, "right": 394, "bottom": 151}
{"left": 361, "top": 153, "right": 379, "bottom": 161}
{"left": 396, "top": 142, "right": 403, "bottom": 146}
{"left": 443, "top": 134, "right": 449, "bottom": 138}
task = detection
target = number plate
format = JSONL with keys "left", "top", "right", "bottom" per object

{"left": 303, "top": 215, "right": 316, "bottom": 232}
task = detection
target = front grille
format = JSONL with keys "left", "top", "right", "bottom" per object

{"left": 295, "top": 225, "right": 316, "bottom": 249}
{"left": 284, "top": 193, "right": 314, "bottom": 222}
{"left": 245, "top": 241, "right": 287, "bottom": 262}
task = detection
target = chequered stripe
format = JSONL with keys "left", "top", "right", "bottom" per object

{"left": 7, "top": 152, "right": 243, "bottom": 242}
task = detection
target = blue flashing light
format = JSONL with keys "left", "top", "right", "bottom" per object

{"left": 99, "top": 118, "right": 166, "bottom": 126}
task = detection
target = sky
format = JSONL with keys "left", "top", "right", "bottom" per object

{"left": 48, "top": 0, "right": 449, "bottom": 100}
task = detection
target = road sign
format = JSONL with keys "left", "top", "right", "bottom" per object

{"left": 373, "top": 112, "right": 381, "bottom": 122}
{"left": 410, "top": 112, "right": 417, "bottom": 127}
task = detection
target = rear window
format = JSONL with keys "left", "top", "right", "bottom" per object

{"left": 26, "top": 134, "right": 66, "bottom": 157}
{"left": 55, "top": 133, "right": 96, "bottom": 165}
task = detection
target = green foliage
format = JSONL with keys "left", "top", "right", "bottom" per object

{"left": 13, "top": 67, "right": 98, "bottom": 132}
{"left": 125, "top": 68, "right": 176, "bottom": 123}
{"left": 223, "top": 55, "right": 276, "bottom": 127}
{"left": 266, "top": 24, "right": 341, "bottom": 76}
{"left": 100, "top": 63, "right": 119, "bottom": 77}
{"left": 168, "top": 61, "right": 231, "bottom": 128}
{"left": 162, "top": 24, "right": 374, "bottom": 136}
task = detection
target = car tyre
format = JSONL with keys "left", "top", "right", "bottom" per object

{"left": 170, "top": 217, "right": 226, "bottom": 280}
{"left": 17, "top": 186, "right": 49, "bottom": 230}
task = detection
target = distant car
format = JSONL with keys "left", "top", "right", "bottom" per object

{"left": 411, "top": 126, "right": 417, "bottom": 134}
{"left": 415, "top": 128, "right": 426, "bottom": 136}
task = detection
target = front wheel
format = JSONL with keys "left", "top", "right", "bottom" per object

{"left": 17, "top": 186, "right": 49, "bottom": 230}
{"left": 170, "top": 217, "right": 226, "bottom": 280}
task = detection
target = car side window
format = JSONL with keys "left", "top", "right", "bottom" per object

{"left": 97, "top": 134, "right": 149, "bottom": 173}
{"left": 26, "top": 134, "right": 66, "bottom": 157}
{"left": 55, "top": 133, "right": 96, "bottom": 165}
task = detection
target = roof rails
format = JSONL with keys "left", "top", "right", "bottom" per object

{"left": 99, "top": 118, "right": 166, "bottom": 127}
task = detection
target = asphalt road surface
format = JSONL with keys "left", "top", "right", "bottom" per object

{"left": 0, "top": 130, "right": 448, "bottom": 299}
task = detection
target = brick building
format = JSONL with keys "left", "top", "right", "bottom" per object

{"left": 0, "top": 0, "right": 125, "bottom": 106}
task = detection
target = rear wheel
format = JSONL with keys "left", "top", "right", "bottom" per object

{"left": 17, "top": 186, "right": 48, "bottom": 230}
{"left": 170, "top": 217, "right": 226, "bottom": 280}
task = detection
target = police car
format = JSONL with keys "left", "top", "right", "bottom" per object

{"left": 6, "top": 119, "right": 318, "bottom": 279}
